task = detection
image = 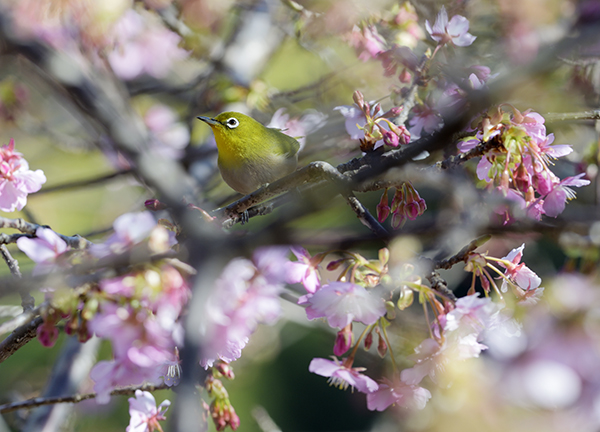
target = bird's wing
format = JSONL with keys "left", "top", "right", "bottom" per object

{"left": 268, "top": 128, "right": 300, "bottom": 158}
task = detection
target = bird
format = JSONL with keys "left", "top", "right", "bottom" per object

{"left": 197, "top": 112, "right": 301, "bottom": 195}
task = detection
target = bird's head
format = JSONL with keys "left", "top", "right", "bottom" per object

{"left": 197, "top": 112, "right": 257, "bottom": 144}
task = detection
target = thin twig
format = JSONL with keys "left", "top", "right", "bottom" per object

{"left": 0, "top": 382, "right": 169, "bottom": 414}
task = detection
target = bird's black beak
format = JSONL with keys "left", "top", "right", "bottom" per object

{"left": 197, "top": 116, "right": 219, "bottom": 126}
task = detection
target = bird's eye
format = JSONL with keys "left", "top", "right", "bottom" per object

{"left": 225, "top": 118, "right": 239, "bottom": 129}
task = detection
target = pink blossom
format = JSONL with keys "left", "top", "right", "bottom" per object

{"left": 285, "top": 246, "right": 321, "bottom": 293}
{"left": 91, "top": 359, "right": 161, "bottom": 404}
{"left": 0, "top": 139, "right": 46, "bottom": 212}
{"left": 444, "top": 294, "right": 504, "bottom": 335}
{"left": 108, "top": 10, "right": 188, "bottom": 80}
{"left": 334, "top": 104, "right": 371, "bottom": 140}
{"left": 127, "top": 390, "right": 170, "bottom": 432}
{"left": 89, "top": 302, "right": 180, "bottom": 401}
{"left": 333, "top": 324, "right": 353, "bottom": 356}
{"left": 309, "top": 357, "right": 379, "bottom": 393}
{"left": 267, "top": 108, "right": 327, "bottom": 150}
{"left": 542, "top": 173, "right": 590, "bottom": 217}
{"left": 304, "top": 281, "right": 386, "bottom": 328}
{"left": 37, "top": 319, "right": 59, "bottom": 348}
{"left": 145, "top": 104, "right": 190, "bottom": 159}
{"left": 17, "top": 227, "right": 69, "bottom": 274}
{"left": 408, "top": 104, "right": 443, "bottom": 140}
{"left": 401, "top": 334, "right": 487, "bottom": 385}
{"left": 366, "top": 377, "right": 431, "bottom": 411}
{"left": 347, "top": 25, "right": 387, "bottom": 61}
{"left": 91, "top": 211, "right": 163, "bottom": 258}
{"left": 425, "top": 6, "right": 476, "bottom": 47}
{"left": 499, "top": 244, "right": 542, "bottom": 293}
{"left": 200, "top": 248, "right": 289, "bottom": 368}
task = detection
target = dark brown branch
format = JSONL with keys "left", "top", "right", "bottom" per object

{"left": 0, "top": 382, "right": 169, "bottom": 414}
{"left": 0, "top": 217, "right": 91, "bottom": 248}
{"left": 343, "top": 193, "right": 390, "bottom": 240}
{"left": 435, "top": 235, "right": 492, "bottom": 270}
{"left": 0, "top": 315, "right": 43, "bottom": 364}
{"left": 437, "top": 136, "right": 504, "bottom": 170}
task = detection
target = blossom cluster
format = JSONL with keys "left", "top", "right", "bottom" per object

{"left": 335, "top": 90, "right": 410, "bottom": 152}
{"left": 0, "top": 138, "right": 45, "bottom": 212}
{"left": 283, "top": 242, "right": 540, "bottom": 413}
{"left": 199, "top": 248, "right": 290, "bottom": 368}
{"left": 459, "top": 106, "right": 589, "bottom": 221}
{"left": 376, "top": 182, "right": 427, "bottom": 229}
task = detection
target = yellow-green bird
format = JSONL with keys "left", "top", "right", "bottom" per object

{"left": 197, "top": 112, "right": 301, "bottom": 195}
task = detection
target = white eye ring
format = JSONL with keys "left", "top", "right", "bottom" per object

{"left": 225, "top": 117, "right": 239, "bottom": 129}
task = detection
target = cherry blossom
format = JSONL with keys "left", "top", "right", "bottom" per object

{"left": 145, "top": 104, "right": 190, "bottom": 159}
{"left": 16, "top": 227, "right": 69, "bottom": 274}
{"left": 309, "top": 357, "right": 379, "bottom": 393}
{"left": 90, "top": 211, "right": 172, "bottom": 258}
{"left": 127, "top": 390, "right": 170, "bottom": 432}
{"left": 304, "top": 281, "right": 386, "bottom": 328}
{"left": 89, "top": 303, "right": 180, "bottom": 402}
{"left": 199, "top": 248, "right": 289, "bottom": 368}
{"left": 0, "top": 138, "right": 46, "bottom": 212}
{"left": 285, "top": 246, "right": 321, "bottom": 293}
{"left": 366, "top": 377, "right": 431, "bottom": 411}
{"left": 542, "top": 173, "right": 590, "bottom": 217}
{"left": 408, "top": 104, "right": 443, "bottom": 141}
{"left": 499, "top": 244, "right": 542, "bottom": 293}
{"left": 347, "top": 25, "right": 387, "bottom": 61}
{"left": 334, "top": 104, "right": 376, "bottom": 141}
{"left": 425, "top": 6, "right": 476, "bottom": 47}
{"left": 108, "top": 10, "right": 188, "bottom": 80}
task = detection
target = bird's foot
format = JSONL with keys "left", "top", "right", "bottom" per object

{"left": 239, "top": 210, "right": 250, "bottom": 225}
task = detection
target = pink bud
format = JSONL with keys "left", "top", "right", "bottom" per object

{"left": 514, "top": 164, "right": 531, "bottom": 194}
{"left": 391, "top": 208, "right": 406, "bottom": 229}
{"left": 215, "top": 362, "right": 235, "bottom": 380}
{"left": 376, "top": 190, "right": 391, "bottom": 222}
{"left": 352, "top": 90, "right": 364, "bottom": 107}
{"left": 399, "top": 68, "right": 412, "bottom": 83}
{"left": 37, "top": 321, "right": 59, "bottom": 347}
{"left": 405, "top": 202, "right": 420, "bottom": 220}
{"left": 391, "top": 187, "right": 405, "bottom": 212}
{"left": 145, "top": 199, "right": 167, "bottom": 211}
{"left": 334, "top": 324, "right": 353, "bottom": 356}
{"left": 326, "top": 259, "right": 346, "bottom": 271}
{"left": 382, "top": 129, "right": 400, "bottom": 147}
{"left": 364, "top": 330, "right": 373, "bottom": 350}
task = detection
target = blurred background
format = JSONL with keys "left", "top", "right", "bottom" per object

{"left": 1, "top": 0, "right": 600, "bottom": 431}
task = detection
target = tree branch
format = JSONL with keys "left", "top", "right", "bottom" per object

{"left": 0, "top": 382, "right": 169, "bottom": 414}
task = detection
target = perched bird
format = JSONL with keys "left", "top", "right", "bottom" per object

{"left": 197, "top": 112, "right": 300, "bottom": 195}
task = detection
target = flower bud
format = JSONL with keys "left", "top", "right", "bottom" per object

{"left": 145, "top": 199, "right": 167, "bottom": 211}
{"left": 391, "top": 207, "right": 406, "bottom": 229}
{"left": 376, "top": 189, "right": 390, "bottom": 222}
{"left": 215, "top": 362, "right": 235, "bottom": 380}
{"left": 364, "top": 330, "right": 373, "bottom": 350}
{"left": 334, "top": 324, "right": 353, "bottom": 356}
{"left": 399, "top": 68, "right": 412, "bottom": 83}
{"left": 514, "top": 163, "right": 531, "bottom": 193}
{"left": 378, "top": 247, "right": 389, "bottom": 266}
{"left": 352, "top": 90, "right": 365, "bottom": 108}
